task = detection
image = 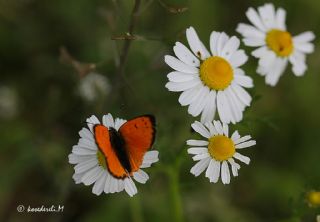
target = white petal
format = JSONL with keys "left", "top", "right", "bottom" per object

{"left": 167, "top": 71, "right": 198, "bottom": 82}
{"left": 104, "top": 176, "right": 112, "bottom": 193}
{"left": 294, "top": 42, "right": 314, "bottom": 54}
{"left": 231, "top": 84, "right": 251, "bottom": 106}
{"left": 231, "top": 130, "right": 241, "bottom": 142}
{"left": 221, "top": 161, "right": 231, "bottom": 184}
{"left": 187, "top": 139, "right": 209, "bottom": 146}
{"left": 224, "top": 87, "right": 243, "bottom": 123}
{"left": 213, "top": 120, "right": 223, "bottom": 135}
{"left": 165, "top": 79, "right": 201, "bottom": 92}
{"left": 143, "top": 150, "right": 158, "bottom": 161}
{"left": 102, "top": 113, "right": 114, "bottom": 128}
{"left": 256, "top": 51, "right": 279, "bottom": 79}
{"left": 257, "top": 50, "right": 276, "bottom": 68}
{"left": 246, "top": 7, "right": 267, "bottom": 31}
{"left": 190, "top": 158, "right": 211, "bottom": 177}
{"left": 243, "top": 38, "right": 266, "bottom": 47}
{"left": 233, "top": 152, "right": 250, "bottom": 165}
{"left": 104, "top": 173, "right": 112, "bottom": 193}
{"left": 234, "top": 135, "right": 251, "bottom": 144}
{"left": 252, "top": 46, "right": 269, "bottom": 58}
{"left": 72, "top": 145, "right": 97, "bottom": 155}
{"left": 81, "top": 166, "right": 104, "bottom": 186}
{"left": 236, "top": 140, "right": 256, "bottom": 149}
{"left": 275, "top": 8, "right": 286, "bottom": 30}
{"left": 229, "top": 50, "right": 248, "bottom": 68}
{"left": 221, "top": 36, "right": 240, "bottom": 59}
{"left": 216, "top": 32, "right": 229, "bottom": 56}
{"left": 74, "top": 158, "right": 98, "bottom": 174}
{"left": 209, "top": 160, "right": 221, "bottom": 183}
{"left": 191, "top": 121, "right": 211, "bottom": 138}
{"left": 205, "top": 159, "right": 215, "bottom": 178}
{"left": 114, "top": 178, "right": 123, "bottom": 193}
{"left": 200, "top": 91, "right": 216, "bottom": 124}
{"left": 228, "top": 158, "right": 240, "bottom": 177}
{"left": 234, "top": 75, "right": 253, "bottom": 88}
{"left": 79, "top": 128, "right": 94, "bottom": 141}
{"left": 173, "top": 42, "right": 200, "bottom": 67}
{"left": 217, "top": 91, "right": 233, "bottom": 124}
{"left": 210, "top": 31, "right": 220, "bottom": 56}
{"left": 222, "top": 89, "right": 239, "bottom": 124}
{"left": 192, "top": 152, "right": 210, "bottom": 161}
{"left": 293, "top": 31, "right": 315, "bottom": 43}
{"left": 178, "top": 85, "right": 203, "bottom": 106}
{"left": 124, "top": 177, "right": 138, "bottom": 197}
{"left": 187, "top": 147, "right": 208, "bottom": 155}
{"left": 289, "top": 52, "right": 307, "bottom": 76}
{"left": 258, "top": 3, "right": 275, "bottom": 30}
{"left": 109, "top": 176, "right": 118, "bottom": 193}
{"left": 87, "top": 115, "right": 100, "bottom": 132}
{"left": 186, "top": 26, "right": 210, "bottom": 60}
{"left": 114, "top": 118, "right": 126, "bottom": 130}
{"left": 265, "top": 57, "right": 287, "bottom": 86}
{"left": 92, "top": 171, "right": 107, "bottom": 195}
{"left": 118, "top": 180, "right": 125, "bottom": 192}
{"left": 204, "top": 121, "right": 218, "bottom": 136}
{"left": 236, "top": 23, "right": 265, "bottom": 39}
{"left": 68, "top": 153, "right": 95, "bottom": 164}
{"left": 222, "top": 122, "right": 229, "bottom": 137}
{"left": 234, "top": 68, "right": 245, "bottom": 75}
{"left": 226, "top": 86, "right": 246, "bottom": 113}
{"left": 140, "top": 151, "right": 159, "bottom": 168}
{"left": 78, "top": 138, "right": 97, "bottom": 150}
{"left": 72, "top": 173, "right": 85, "bottom": 184}
{"left": 133, "top": 170, "right": 149, "bottom": 184}
{"left": 164, "top": 55, "right": 199, "bottom": 73}
{"left": 187, "top": 86, "right": 210, "bottom": 116}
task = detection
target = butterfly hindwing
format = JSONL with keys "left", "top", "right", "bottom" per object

{"left": 94, "top": 124, "right": 127, "bottom": 178}
{"left": 119, "top": 115, "right": 156, "bottom": 172}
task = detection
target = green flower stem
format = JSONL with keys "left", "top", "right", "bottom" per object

{"left": 130, "top": 195, "right": 144, "bottom": 222}
{"left": 167, "top": 165, "right": 183, "bottom": 222}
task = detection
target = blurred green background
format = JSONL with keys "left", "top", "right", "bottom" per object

{"left": 1, "top": 0, "right": 320, "bottom": 221}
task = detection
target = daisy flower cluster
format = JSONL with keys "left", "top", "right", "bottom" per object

{"left": 164, "top": 3, "right": 314, "bottom": 184}
{"left": 69, "top": 2, "right": 315, "bottom": 196}
{"left": 164, "top": 27, "right": 256, "bottom": 184}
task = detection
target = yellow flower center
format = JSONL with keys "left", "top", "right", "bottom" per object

{"left": 208, "top": 135, "right": 235, "bottom": 161}
{"left": 266, "top": 29, "right": 294, "bottom": 57}
{"left": 97, "top": 150, "right": 107, "bottom": 169}
{"left": 307, "top": 191, "right": 320, "bottom": 207}
{"left": 199, "top": 56, "right": 234, "bottom": 90}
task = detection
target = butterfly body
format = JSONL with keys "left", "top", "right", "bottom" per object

{"left": 93, "top": 115, "right": 156, "bottom": 179}
{"left": 108, "top": 127, "right": 132, "bottom": 174}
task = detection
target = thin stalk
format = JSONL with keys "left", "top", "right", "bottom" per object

{"left": 116, "top": 0, "right": 141, "bottom": 85}
{"left": 168, "top": 165, "right": 183, "bottom": 222}
{"left": 130, "top": 195, "right": 144, "bottom": 222}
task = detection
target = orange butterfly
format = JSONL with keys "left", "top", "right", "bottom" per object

{"left": 93, "top": 115, "right": 156, "bottom": 179}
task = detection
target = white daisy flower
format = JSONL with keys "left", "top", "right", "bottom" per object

{"left": 164, "top": 27, "right": 253, "bottom": 124}
{"left": 237, "top": 3, "right": 315, "bottom": 86}
{"left": 68, "top": 114, "right": 159, "bottom": 196}
{"left": 187, "top": 120, "right": 256, "bottom": 184}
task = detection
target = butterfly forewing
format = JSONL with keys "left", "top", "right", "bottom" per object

{"left": 94, "top": 124, "right": 127, "bottom": 178}
{"left": 119, "top": 115, "right": 156, "bottom": 172}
